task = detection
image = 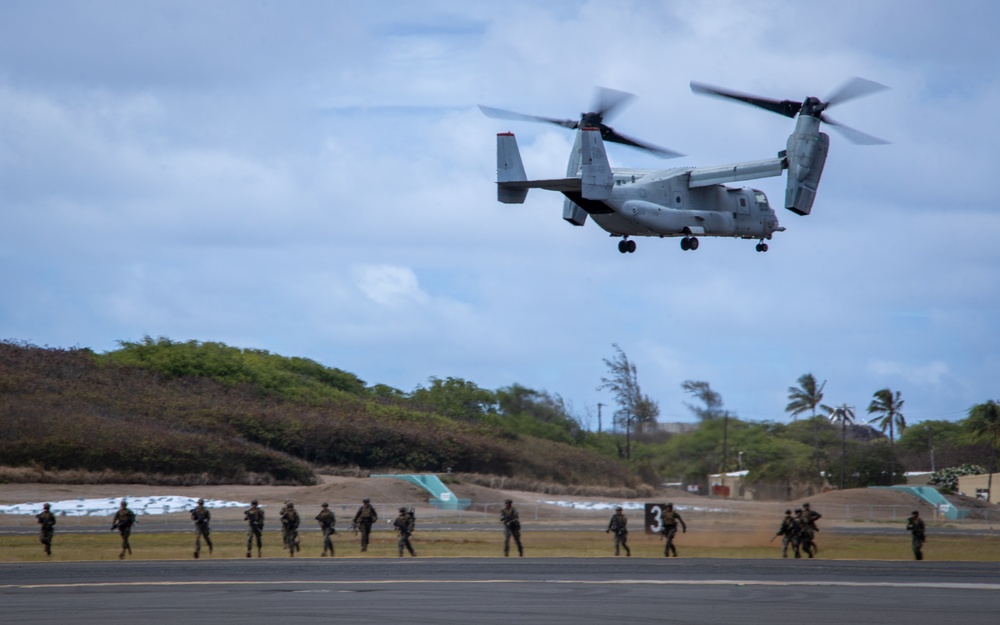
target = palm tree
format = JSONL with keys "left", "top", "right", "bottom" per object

{"left": 829, "top": 404, "right": 856, "bottom": 490}
{"left": 967, "top": 400, "right": 1000, "bottom": 501}
{"left": 867, "top": 388, "right": 906, "bottom": 485}
{"left": 786, "top": 373, "right": 831, "bottom": 475}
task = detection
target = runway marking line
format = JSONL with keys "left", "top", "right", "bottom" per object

{"left": 3, "top": 579, "right": 999, "bottom": 591}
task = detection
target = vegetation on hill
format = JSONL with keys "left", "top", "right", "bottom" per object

{"left": 0, "top": 339, "right": 641, "bottom": 488}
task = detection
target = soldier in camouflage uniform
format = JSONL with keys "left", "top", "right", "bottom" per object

{"left": 111, "top": 500, "right": 136, "bottom": 560}
{"left": 352, "top": 498, "right": 378, "bottom": 552}
{"left": 500, "top": 499, "right": 523, "bottom": 557}
{"left": 799, "top": 502, "right": 821, "bottom": 558}
{"left": 316, "top": 502, "right": 337, "bottom": 557}
{"left": 774, "top": 509, "right": 800, "bottom": 558}
{"left": 393, "top": 507, "right": 417, "bottom": 557}
{"left": 190, "top": 498, "right": 213, "bottom": 559}
{"left": 36, "top": 502, "right": 56, "bottom": 556}
{"left": 606, "top": 506, "right": 630, "bottom": 556}
{"left": 280, "top": 501, "right": 301, "bottom": 556}
{"left": 906, "top": 510, "right": 926, "bottom": 560}
{"left": 660, "top": 503, "right": 687, "bottom": 557}
{"left": 244, "top": 499, "right": 265, "bottom": 558}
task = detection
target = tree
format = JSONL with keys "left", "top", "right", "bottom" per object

{"left": 828, "top": 404, "right": 856, "bottom": 490}
{"left": 682, "top": 380, "right": 732, "bottom": 472}
{"left": 868, "top": 388, "right": 907, "bottom": 485}
{"left": 598, "top": 344, "right": 657, "bottom": 460}
{"left": 409, "top": 377, "right": 498, "bottom": 422}
{"left": 786, "top": 373, "right": 831, "bottom": 476}
{"left": 966, "top": 400, "right": 1000, "bottom": 500}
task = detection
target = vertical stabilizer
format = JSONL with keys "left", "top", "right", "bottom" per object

{"left": 496, "top": 132, "right": 528, "bottom": 204}
{"left": 562, "top": 131, "right": 588, "bottom": 225}
{"left": 580, "top": 127, "right": 613, "bottom": 200}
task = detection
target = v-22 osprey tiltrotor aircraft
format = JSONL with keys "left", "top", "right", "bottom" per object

{"left": 480, "top": 78, "right": 887, "bottom": 253}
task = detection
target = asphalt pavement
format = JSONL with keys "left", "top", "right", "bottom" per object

{"left": 1, "top": 558, "right": 998, "bottom": 624}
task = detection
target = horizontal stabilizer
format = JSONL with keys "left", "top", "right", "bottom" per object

{"left": 499, "top": 178, "right": 582, "bottom": 192}
{"left": 688, "top": 157, "right": 785, "bottom": 188}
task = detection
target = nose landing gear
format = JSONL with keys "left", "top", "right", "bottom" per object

{"left": 680, "top": 236, "right": 699, "bottom": 251}
{"left": 755, "top": 241, "right": 769, "bottom": 252}
{"left": 618, "top": 238, "right": 636, "bottom": 254}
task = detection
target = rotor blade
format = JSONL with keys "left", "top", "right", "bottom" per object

{"left": 820, "top": 114, "right": 889, "bottom": 145}
{"left": 691, "top": 81, "right": 801, "bottom": 118}
{"left": 478, "top": 105, "right": 578, "bottom": 129}
{"left": 824, "top": 77, "right": 889, "bottom": 108}
{"left": 591, "top": 87, "right": 635, "bottom": 121}
{"left": 604, "top": 128, "right": 684, "bottom": 159}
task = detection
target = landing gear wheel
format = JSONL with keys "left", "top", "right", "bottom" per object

{"left": 680, "top": 237, "right": 690, "bottom": 251}
{"left": 689, "top": 237, "right": 699, "bottom": 250}
{"left": 618, "top": 240, "right": 628, "bottom": 254}
{"left": 756, "top": 242, "right": 769, "bottom": 252}
{"left": 626, "top": 239, "right": 636, "bottom": 253}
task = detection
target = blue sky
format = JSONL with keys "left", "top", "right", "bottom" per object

{"left": 1, "top": 1, "right": 997, "bottom": 427}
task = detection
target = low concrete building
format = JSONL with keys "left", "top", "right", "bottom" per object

{"left": 957, "top": 473, "right": 1000, "bottom": 504}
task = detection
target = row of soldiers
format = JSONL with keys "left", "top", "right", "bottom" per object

{"left": 32, "top": 499, "right": 926, "bottom": 560}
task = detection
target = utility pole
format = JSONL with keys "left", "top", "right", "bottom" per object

{"left": 597, "top": 403, "right": 604, "bottom": 433}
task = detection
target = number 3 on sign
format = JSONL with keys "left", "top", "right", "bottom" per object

{"left": 649, "top": 505, "right": 663, "bottom": 534}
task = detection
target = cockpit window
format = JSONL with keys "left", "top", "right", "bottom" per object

{"left": 754, "top": 191, "right": 768, "bottom": 207}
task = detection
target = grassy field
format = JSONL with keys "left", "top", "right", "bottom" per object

{"left": 3, "top": 529, "right": 999, "bottom": 562}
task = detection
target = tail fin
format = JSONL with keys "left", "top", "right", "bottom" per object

{"left": 580, "top": 128, "right": 613, "bottom": 200}
{"left": 496, "top": 132, "right": 528, "bottom": 204}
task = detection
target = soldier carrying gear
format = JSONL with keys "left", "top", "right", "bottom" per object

{"left": 36, "top": 502, "right": 56, "bottom": 556}
{"left": 316, "top": 503, "right": 337, "bottom": 557}
{"left": 774, "top": 509, "right": 800, "bottom": 559}
{"left": 500, "top": 499, "right": 524, "bottom": 557}
{"left": 110, "top": 500, "right": 136, "bottom": 560}
{"left": 660, "top": 503, "right": 687, "bottom": 557}
{"left": 906, "top": 510, "right": 926, "bottom": 561}
{"left": 606, "top": 506, "right": 630, "bottom": 557}
{"left": 393, "top": 506, "right": 417, "bottom": 557}
{"left": 280, "top": 501, "right": 301, "bottom": 557}
{"left": 352, "top": 498, "right": 378, "bottom": 552}
{"left": 799, "top": 503, "right": 822, "bottom": 558}
{"left": 190, "top": 498, "right": 213, "bottom": 559}
{"left": 244, "top": 499, "right": 265, "bottom": 558}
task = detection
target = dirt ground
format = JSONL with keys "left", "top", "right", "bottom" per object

{"left": 0, "top": 475, "right": 975, "bottom": 527}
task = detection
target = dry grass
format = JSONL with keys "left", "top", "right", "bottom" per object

{"left": 3, "top": 529, "right": 998, "bottom": 563}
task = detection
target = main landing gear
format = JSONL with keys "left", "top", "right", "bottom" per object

{"left": 618, "top": 238, "right": 636, "bottom": 254}
{"left": 680, "top": 236, "right": 699, "bottom": 251}
{"left": 755, "top": 241, "right": 769, "bottom": 252}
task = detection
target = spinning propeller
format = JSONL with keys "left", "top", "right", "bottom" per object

{"left": 690, "top": 77, "right": 889, "bottom": 145}
{"left": 479, "top": 87, "right": 683, "bottom": 158}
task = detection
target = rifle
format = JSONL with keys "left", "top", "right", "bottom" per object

{"left": 769, "top": 534, "right": 778, "bottom": 543}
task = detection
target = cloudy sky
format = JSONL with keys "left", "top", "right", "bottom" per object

{"left": 2, "top": 1, "right": 997, "bottom": 428}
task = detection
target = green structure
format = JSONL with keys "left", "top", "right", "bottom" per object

{"left": 870, "top": 485, "right": 970, "bottom": 520}
{"left": 371, "top": 474, "right": 472, "bottom": 510}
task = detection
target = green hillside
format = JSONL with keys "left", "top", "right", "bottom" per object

{"left": 0, "top": 339, "right": 644, "bottom": 488}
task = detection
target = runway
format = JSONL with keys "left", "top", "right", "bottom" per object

{"left": 2, "top": 558, "right": 998, "bottom": 624}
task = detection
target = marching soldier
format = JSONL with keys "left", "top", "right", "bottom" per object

{"left": 352, "top": 498, "right": 378, "bottom": 552}
{"left": 799, "top": 502, "right": 821, "bottom": 558}
{"left": 190, "top": 498, "right": 213, "bottom": 559}
{"left": 906, "top": 510, "right": 926, "bottom": 560}
{"left": 36, "top": 503, "right": 56, "bottom": 556}
{"left": 606, "top": 505, "right": 630, "bottom": 557}
{"left": 280, "top": 501, "right": 301, "bottom": 556}
{"left": 500, "top": 499, "right": 523, "bottom": 557}
{"left": 660, "top": 503, "right": 687, "bottom": 557}
{"left": 316, "top": 502, "right": 337, "bottom": 557}
{"left": 393, "top": 507, "right": 417, "bottom": 557}
{"left": 111, "top": 500, "right": 136, "bottom": 560}
{"left": 774, "top": 509, "right": 799, "bottom": 558}
{"left": 245, "top": 499, "right": 265, "bottom": 558}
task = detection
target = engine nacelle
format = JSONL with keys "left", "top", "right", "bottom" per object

{"left": 784, "top": 116, "right": 829, "bottom": 216}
